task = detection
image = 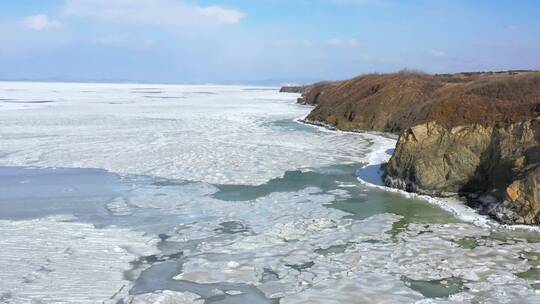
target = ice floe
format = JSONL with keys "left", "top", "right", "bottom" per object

{"left": 0, "top": 217, "right": 159, "bottom": 303}
{"left": 123, "top": 180, "right": 540, "bottom": 303}
{"left": 124, "top": 290, "right": 204, "bottom": 304}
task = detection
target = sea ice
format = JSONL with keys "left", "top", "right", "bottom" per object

{"left": 0, "top": 82, "right": 369, "bottom": 185}
{"left": 129, "top": 180, "right": 540, "bottom": 303}
{"left": 2, "top": 83, "right": 540, "bottom": 303}
{"left": 124, "top": 290, "right": 203, "bottom": 304}
{"left": 0, "top": 217, "right": 159, "bottom": 303}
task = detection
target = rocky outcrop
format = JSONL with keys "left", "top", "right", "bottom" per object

{"left": 385, "top": 119, "right": 540, "bottom": 224}
{"left": 280, "top": 86, "right": 307, "bottom": 93}
{"left": 299, "top": 71, "right": 540, "bottom": 225}
{"left": 384, "top": 122, "right": 493, "bottom": 196}
{"left": 497, "top": 166, "right": 540, "bottom": 224}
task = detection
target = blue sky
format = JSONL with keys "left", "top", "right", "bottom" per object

{"left": 1, "top": 0, "right": 539, "bottom": 84}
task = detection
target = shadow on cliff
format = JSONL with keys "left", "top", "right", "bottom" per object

{"left": 458, "top": 129, "right": 517, "bottom": 216}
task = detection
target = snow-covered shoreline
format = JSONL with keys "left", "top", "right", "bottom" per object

{"left": 296, "top": 117, "right": 540, "bottom": 232}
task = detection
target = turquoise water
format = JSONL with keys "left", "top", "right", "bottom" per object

{"left": 214, "top": 162, "right": 460, "bottom": 226}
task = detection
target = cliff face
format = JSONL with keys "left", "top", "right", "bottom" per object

{"left": 384, "top": 122, "right": 493, "bottom": 196}
{"left": 296, "top": 71, "right": 540, "bottom": 225}
{"left": 384, "top": 120, "right": 540, "bottom": 224}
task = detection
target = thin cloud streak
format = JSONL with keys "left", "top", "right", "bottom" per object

{"left": 61, "top": 0, "right": 245, "bottom": 28}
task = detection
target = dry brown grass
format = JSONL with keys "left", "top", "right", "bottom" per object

{"left": 302, "top": 71, "right": 540, "bottom": 133}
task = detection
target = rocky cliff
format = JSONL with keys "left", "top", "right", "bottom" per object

{"left": 384, "top": 120, "right": 540, "bottom": 224}
{"left": 296, "top": 71, "right": 540, "bottom": 225}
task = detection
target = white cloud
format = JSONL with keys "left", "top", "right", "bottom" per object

{"left": 61, "top": 0, "right": 244, "bottom": 28}
{"left": 326, "top": 38, "right": 360, "bottom": 47}
{"left": 429, "top": 49, "right": 446, "bottom": 57}
{"left": 21, "top": 15, "right": 61, "bottom": 31}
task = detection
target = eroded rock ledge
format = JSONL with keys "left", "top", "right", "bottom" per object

{"left": 384, "top": 120, "right": 540, "bottom": 224}
{"left": 287, "top": 71, "right": 540, "bottom": 225}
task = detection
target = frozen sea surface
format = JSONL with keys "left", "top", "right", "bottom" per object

{"left": 1, "top": 82, "right": 540, "bottom": 303}
{"left": 0, "top": 82, "right": 369, "bottom": 185}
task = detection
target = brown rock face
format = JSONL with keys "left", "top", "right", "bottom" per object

{"left": 384, "top": 119, "right": 540, "bottom": 224}
{"left": 300, "top": 71, "right": 540, "bottom": 225}
{"left": 495, "top": 154, "right": 540, "bottom": 224}
{"left": 384, "top": 122, "right": 493, "bottom": 196}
